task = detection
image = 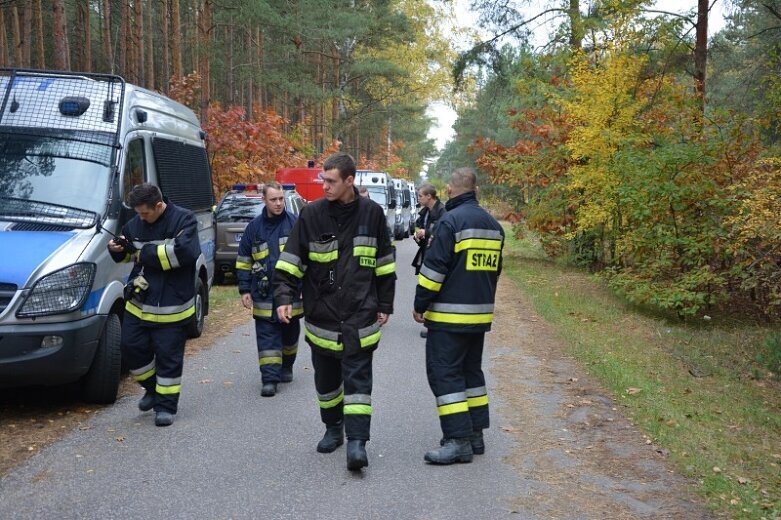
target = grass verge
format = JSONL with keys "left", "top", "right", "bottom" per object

{"left": 502, "top": 224, "right": 781, "bottom": 519}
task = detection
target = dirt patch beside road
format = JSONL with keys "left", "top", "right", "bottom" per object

{"left": 0, "top": 296, "right": 249, "bottom": 477}
{"left": 488, "top": 277, "right": 713, "bottom": 519}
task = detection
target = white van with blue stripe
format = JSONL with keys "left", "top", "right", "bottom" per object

{"left": 0, "top": 69, "right": 215, "bottom": 403}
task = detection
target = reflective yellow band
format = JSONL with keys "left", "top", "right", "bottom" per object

{"left": 276, "top": 260, "right": 304, "bottom": 278}
{"left": 375, "top": 262, "right": 396, "bottom": 276}
{"left": 235, "top": 261, "right": 252, "bottom": 271}
{"left": 291, "top": 306, "right": 304, "bottom": 317}
{"left": 454, "top": 238, "right": 502, "bottom": 253}
{"left": 418, "top": 273, "right": 442, "bottom": 292}
{"left": 259, "top": 357, "right": 283, "bottom": 366}
{"left": 252, "top": 249, "right": 269, "bottom": 261}
{"left": 309, "top": 250, "right": 338, "bottom": 263}
{"left": 282, "top": 346, "right": 298, "bottom": 355}
{"left": 360, "top": 329, "right": 381, "bottom": 348}
{"left": 319, "top": 392, "right": 344, "bottom": 409}
{"left": 424, "top": 311, "right": 493, "bottom": 325}
{"left": 353, "top": 246, "right": 377, "bottom": 257}
{"left": 134, "top": 367, "right": 155, "bottom": 382}
{"left": 157, "top": 244, "right": 171, "bottom": 271}
{"left": 156, "top": 384, "right": 181, "bottom": 395}
{"left": 344, "top": 404, "right": 372, "bottom": 415}
{"left": 467, "top": 395, "right": 489, "bottom": 408}
{"left": 253, "top": 307, "right": 273, "bottom": 318}
{"left": 438, "top": 401, "right": 469, "bottom": 416}
{"left": 305, "top": 329, "right": 343, "bottom": 352}
{"left": 125, "top": 302, "right": 195, "bottom": 323}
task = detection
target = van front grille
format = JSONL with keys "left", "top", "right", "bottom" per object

{"left": 0, "top": 283, "right": 18, "bottom": 314}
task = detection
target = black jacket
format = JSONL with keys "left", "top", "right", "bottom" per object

{"left": 273, "top": 191, "right": 396, "bottom": 357}
{"left": 236, "top": 208, "right": 301, "bottom": 321}
{"left": 109, "top": 202, "right": 201, "bottom": 326}
{"left": 414, "top": 191, "right": 504, "bottom": 333}
{"left": 412, "top": 199, "right": 446, "bottom": 274}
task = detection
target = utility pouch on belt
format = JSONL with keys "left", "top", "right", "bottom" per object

{"left": 124, "top": 275, "right": 149, "bottom": 303}
{"left": 251, "top": 261, "right": 270, "bottom": 299}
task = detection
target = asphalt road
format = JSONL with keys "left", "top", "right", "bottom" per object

{"left": 0, "top": 238, "right": 525, "bottom": 520}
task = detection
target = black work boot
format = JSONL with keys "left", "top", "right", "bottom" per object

{"left": 439, "top": 430, "right": 485, "bottom": 455}
{"left": 138, "top": 391, "right": 155, "bottom": 412}
{"left": 346, "top": 439, "right": 368, "bottom": 470}
{"left": 424, "top": 438, "right": 473, "bottom": 465}
{"left": 261, "top": 382, "right": 277, "bottom": 397}
{"left": 280, "top": 367, "right": 294, "bottom": 383}
{"left": 155, "top": 411, "right": 175, "bottom": 427}
{"left": 316, "top": 422, "right": 344, "bottom": 453}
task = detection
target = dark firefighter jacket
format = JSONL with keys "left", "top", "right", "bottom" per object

{"left": 412, "top": 199, "right": 446, "bottom": 273}
{"left": 236, "top": 208, "right": 302, "bottom": 321}
{"left": 109, "top": 202, "right": 201, "bottom": 326}
{"left": 414, "top": 191, "right": 504, "bottom": 333}
{"left": 272, "top": 190, "right": 396, "bottom": 357}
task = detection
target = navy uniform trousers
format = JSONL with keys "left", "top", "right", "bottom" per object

{"left": 255, "top": 318, "right": 300, "bottom": 383}
{"left": 426, "top": 329, "right": 490, "bottom": 439}
{"left": 312, "top": 348, "right": 373, "bottom": 441}
{"left": 122, "top": 314, "right": 188, "bottom": 414}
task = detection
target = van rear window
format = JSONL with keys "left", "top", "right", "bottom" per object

{"left": 152, "top": 138, "right": 213, "bottom": 212}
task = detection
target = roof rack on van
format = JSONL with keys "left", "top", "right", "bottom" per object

{"left": 0, "top": 68, "right": 126, "bottom": 157}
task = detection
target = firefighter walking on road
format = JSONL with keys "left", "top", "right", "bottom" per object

{"left": 413, "top": 167, "right": 504, "bottom": 464}
{"left": 273, "top": 152, "right": 396, "bottom": 471}
{"left": 108, "top": 183, "right": 202, "bottom": 427}
{"left": 236, "top": 182, "right": 302, "bottom": 397}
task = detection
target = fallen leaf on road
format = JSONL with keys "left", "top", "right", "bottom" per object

{"left": 199, "top": 379, "right": 213, "bottom": 384}
{"left": 737, "top": 477, "right": 749, "bottom": 484}
{"left": 713, "top": 466, "right": 722, "bottom": 473}
{"left": 115, "top": 436, "right": 125, "bottom": 442}
{"left": 223, "top": 381, "right": 234, "bottom": 387}
{"left": 501, "top": 425, "right": 519, "bottom": 432}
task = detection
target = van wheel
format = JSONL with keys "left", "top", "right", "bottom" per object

{"left": 80, "top": 313, "right": 121, "bottom": 404}
{"left": 187, "top": 278, "right": 207, "bottom": 338}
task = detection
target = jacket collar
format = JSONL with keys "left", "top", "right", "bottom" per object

{"left": 445, "top": 191, "right": 477, "bottom": 211}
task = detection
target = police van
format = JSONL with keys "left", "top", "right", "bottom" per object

{"left": 355, "top": 170, "right": 396, "bottom": 240}
{"left": 0, "top": 69, "right": 216, "bottom": 403}
{"left": 391, "top": 177, "right": 411, "bottom": 240}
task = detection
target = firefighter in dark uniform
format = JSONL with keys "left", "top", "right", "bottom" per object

{"left": 236, "top": 182, "right": 302, "bottom": 397}
{"left": 412, "top": 182, "right": 447, "bottom": 339}
{"left": 273, "top": 152, "right": 396, "bottom": 471}
{"left": 108, "top": 183, "right": 202, "bottom": 427}
{"left": 413, "top": 167, "right": 504, "bottom": 464}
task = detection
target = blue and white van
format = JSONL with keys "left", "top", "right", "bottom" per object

{"left": 0, "top": 69, "right": 215, "bottom": 403}
{"left": 355, "top": 170, "right": 397, "bottom": 240}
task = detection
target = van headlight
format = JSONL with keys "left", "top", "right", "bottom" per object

{"left": 17, "top": 263, "right": 96, "bottom": 318}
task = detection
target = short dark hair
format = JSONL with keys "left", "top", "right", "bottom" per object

{"left": 323, "top": 152, "right": 356, "bottom": 181}
{"left": 262, "top": 181, "right": 283, "bottom": 196}
{"left": 127, "top": 183, "right": 163, "bottom": 208}
{"left": 418, "top": 183, "right": 437, "bottom": 199}
{"left": 450, "top": 167, "right": 477, "bottom": 192}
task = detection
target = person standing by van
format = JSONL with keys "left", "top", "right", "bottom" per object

{"left": 413, "top": 168, "right": 504, "bottom": 464}
{"left": 273, "top": 152, "right": 396, "bottom": 471}
{"left": 236, "top": 182, "right": 301, "bottom": 397}
{"left": 108, "top": 183, "right": 202, "bottom": 427}
{"left": 412, "top": 183, "right": 446, "bottom": 338}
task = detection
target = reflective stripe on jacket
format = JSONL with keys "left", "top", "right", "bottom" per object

{"left": 414, "top": 191, "right": 504, "bottom": 332}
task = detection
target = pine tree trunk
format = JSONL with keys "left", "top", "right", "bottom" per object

{"left": 694, "top": 0, "right": 708, "bottom": 112}
{"left": 245, "top": 27, "right": 252, "bottom": 120}
{"left": 101, "top": 0, "right": 113, "bottom": 72}
{"left": 161, "top": 0, "right": 170, "bottom": 92}
{"left": 83, "top": 0, "right": 91, "bottom": 71}
{"left": 197, "top": 0, "right": 211, "bottom": 120}
{"left": 146, "top": 0, "right": 154, "bottom": 89}
{"left": 135, "top": 0, "right": 144, "bottom": 85}
{"left": 52, "top": 0, "right": 67, "bottom": 70}
{"left": 119, "top": 0, "right": 128, "bottom": 76}
{"left": 23, "top": 0, "right": 32, "bottom": 66}
{"left": 12, "top": 6, "right": 23, "bottom": 66}
{"left": 0, "top": 9, "right": 8, "bottom": 67}
{"left": 35, "top": 0, "right": 44, "bottom": 68}
{"left": 171, "top": 0, "right": 182, "bottom": 78}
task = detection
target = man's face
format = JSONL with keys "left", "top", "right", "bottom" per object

{"left": 322, "top": 168, "right": 354, "bottom": 202}
{"left": 264, "top": 187, "right": 285, "bottom": 216}
{"left": 135, "top": 202, "right": 165, "bottom": 224}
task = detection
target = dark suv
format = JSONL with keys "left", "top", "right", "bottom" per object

{"left": 213, "top": 184, "right": 306, "bottom": 284}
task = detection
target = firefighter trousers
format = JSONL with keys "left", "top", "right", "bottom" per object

{"left": 255, "top": 317, "right": 300, "bottom": 383}
{"left": 122, "top": 314, "right": 188, "bottom": 414}
{"left": 426, "top": 329, "right": 490, "bottom": 439}
{"left": 312, "top": 348, "right": 373, "bottom": 441}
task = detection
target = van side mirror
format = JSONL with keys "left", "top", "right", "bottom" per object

{"left": 389, "top": 199, "right": 397, "bottom": 209}
{"left": 119, "top": 204, "right": 135, "bottom": 226}
{"left": 403, "top": 201, "right": 410, "bottom": 209}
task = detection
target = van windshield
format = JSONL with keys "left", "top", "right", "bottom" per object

{"left": 0, "top": 133, "right": 113, "bottom": 216}
{"left": 366, "top": 187, "right": 387, "bottom": 207}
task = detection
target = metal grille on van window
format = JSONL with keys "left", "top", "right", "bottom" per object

{"left": 10, "top": 222, "right": 74, "bottom": 232}
{"left": 0, "top": 283, "right": 17, "bottom": 314}
{"left": 152, "top": 138, "right": 214, "bottom": 212}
